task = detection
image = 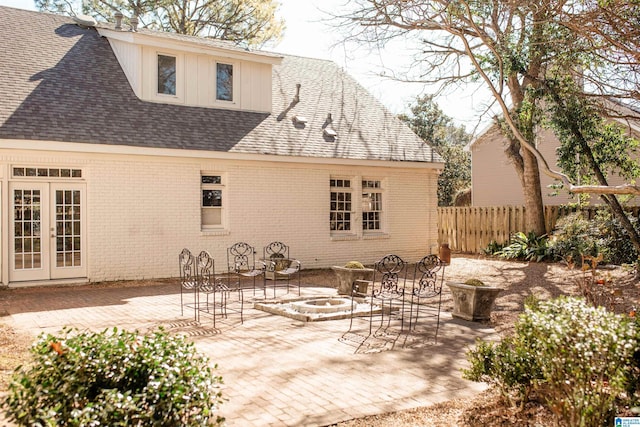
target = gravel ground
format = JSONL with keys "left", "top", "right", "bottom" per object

{"left": 1, "top": 254, "right": 638, "bottom": 426}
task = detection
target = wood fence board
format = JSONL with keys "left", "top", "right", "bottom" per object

{"left": 437, "top": 205, "right": 639, "bottom": 254}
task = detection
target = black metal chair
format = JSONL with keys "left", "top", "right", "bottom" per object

{"left": 178, "top": 248, "right": 197, "bottom": 320}
{"left": 368, "top": 254, "right": 408, "bottom": 335}
{"left": 263, "top": 241, "right": 301, "bottom": 297}
{"left": 197, "top": 250, "right": 243, "bottom": 326}
{"left": 227, "top": 242, "right": 266, "bottom": 298}
{"left": 341, "top": 254, "right": 408, "bottom": 352}
{"left": 408, "top": 254, "right": 445, "bottom": 342}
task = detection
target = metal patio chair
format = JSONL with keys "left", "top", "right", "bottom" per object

{"left": 341, "top": 254, "right": 408, "bottom": 351}
{"left": 197, "top": 250, "right": 243, "bottom": 326}
{"left": 263, "top": 241, "right": 301, "bottom": 297}
{"left": 227, "top": 242, "right": 266, "bottom": 298}
{"left": 178, "top": 248, "right": 197, "bottom": 320}
{"left": 408, "top": 254, "right": 445, "bottom": 343}
{"left": 368, "top": 254, "right": 408, "bottom": 335}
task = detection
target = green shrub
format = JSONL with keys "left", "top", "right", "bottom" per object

{"left": 483, "top": 240, "right": 505, "bottom": 255}
{"left": 465, "top": 297, "right": 639, "bottom": 426}
{"left": 549, "top": 210, "right": 639, "bottom": 265}
{"left": 3, "top": 327, "right": 224, "bottom": 426}
{"left": 592, "top": 210, "right": 639, "bottom": 265}
{"left": 519, "top": 297, "right": 637, "bottom": 426}
{"left": 463, "top": 336, "right": 542, "bottom": 405}
{"left": 549, "top": 213, "right": 598, "bottom": 264}
{"left": 496, "top": 231, "right": 550, "bottom": 262}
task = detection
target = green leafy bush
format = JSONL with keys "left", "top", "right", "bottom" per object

{"left": 465, "top": 297, "right": 639, "bottom": 426}
{"left": 549, "top": 213, "right": 599, "bottom": 263}
{"left": 483, "top": 240, "right": 505, "bottom": 255}
{"left": 3, "top": 327, "right": 224, "bottom": 426}
{"left": 463, "top": 336, "right": 542, "bottom": 405}
{"left": 496, "top": 231, "right": 550, "bottom": 262}
{"left": 592, "top": 210, "right": 639, "bottom": 265}
{"left": 520, "top": 297, "right": 637, "bottom": 426}
{"left": 549, "top": 210, "right": 639, "bottom": 265}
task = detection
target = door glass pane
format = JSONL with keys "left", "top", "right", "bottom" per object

{"left": 55, "top": 190, "right": 81, "bottom": 268}
{"left": 14, "top": 189, "right": 42, "bottom": 270}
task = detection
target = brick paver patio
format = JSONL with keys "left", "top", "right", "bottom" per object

{"left": 0, "top": 281, "right": 497, "bottom": 426}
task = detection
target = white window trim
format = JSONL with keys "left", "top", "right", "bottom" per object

{"left": 212, "top": 59, "right": 238, "bottom": 106}
{"left": 362, "top": 178, "right": 386, "bottom": 235}
{"left": 154, "top": 51, "right": 184, "bottom": 103}
{"left": 329, "top": 177, "right": 355, "bottom": 236}
{"left": 201, "top": 173, "right": 226, "bottom": 231}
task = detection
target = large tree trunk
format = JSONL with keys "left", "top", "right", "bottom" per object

{"left": 522, "top": 149, "right": 547, "bottom": 235}
{"left": 506, "top": 142, "right": 547, "bottom": 236}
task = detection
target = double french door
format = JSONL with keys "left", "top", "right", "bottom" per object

{"left": 10, "top": 182, "right": 86, "bottom": 282}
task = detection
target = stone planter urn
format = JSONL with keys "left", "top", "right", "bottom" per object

{"left": 445, "top": 282, "right": 503, "bottom": 321}
{"left": 331, "top": 266, "right": 374, "bottom": 295}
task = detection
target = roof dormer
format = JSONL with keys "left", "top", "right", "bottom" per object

{"left": 97, "top": 26, "right": 282, "bottom": 113}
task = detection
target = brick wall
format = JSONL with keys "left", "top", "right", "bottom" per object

{"left": 1, "top": 149, "right": 439, "bottom": 283}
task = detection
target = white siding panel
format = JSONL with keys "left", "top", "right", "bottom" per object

{"left": 132, "top": 46, "right": 272, "bottom": 112}
{"left": 107, "top": 39, "right": 142, "bottom": 97}
{"left": 184, "top": 54, "right": 199, "bottom": 105}
{"left": 472, "top": 128, "right": 577, "bottom": 206}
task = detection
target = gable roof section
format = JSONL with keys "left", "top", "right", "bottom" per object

{"left": 0, "top": 6, "right": 443, "bottom": 164}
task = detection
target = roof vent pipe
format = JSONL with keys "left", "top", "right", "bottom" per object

{"left": 327, "top": 113, "right": 332, "bottom": 123}
{"left": 294, "top": 83, "right": 301, "bottom": 103}
{"left": 129, "top": 15, "right": 138, "bottom": 32}
{"left": 114, "top": 11, "right": 123, "bottom": 30}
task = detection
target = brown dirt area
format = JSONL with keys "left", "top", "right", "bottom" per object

{"left": 1, "top": 254, "right": 638, "bottom": 426}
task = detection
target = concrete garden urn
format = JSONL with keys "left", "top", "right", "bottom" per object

{"left": 446, "top": 281, "right": 503, "bottom": 321}
{"left": 331, "top": 265, "right": 374, "bottom": 295}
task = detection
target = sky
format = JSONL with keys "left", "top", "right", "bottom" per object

{"left": 0, "top": 0, "right": 491, "bottom": 131}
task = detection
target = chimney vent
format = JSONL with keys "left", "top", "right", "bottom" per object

{"left": 114, "top": 11, "right": 123, "bottom": 30}
{"left": 294, "top": 83, "right": 301, "bottom": 103}
{"left": 129, "top": 15, "right": 139, "bottom": 32}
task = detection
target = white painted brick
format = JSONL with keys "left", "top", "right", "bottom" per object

{"left": 0, "top": 150, "right": 439, "bottom": 283}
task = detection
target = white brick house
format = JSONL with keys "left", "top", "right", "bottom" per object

{"left": 0, "top": 7, "right": 443, "bottom": 287}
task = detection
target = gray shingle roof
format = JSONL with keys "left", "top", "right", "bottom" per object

{"left": 0, "top": 6, "right": 443, "bottom": 164}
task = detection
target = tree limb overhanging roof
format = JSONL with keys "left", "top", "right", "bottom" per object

{"left": 0, "top": 6, "right": 443, "bottom": 165}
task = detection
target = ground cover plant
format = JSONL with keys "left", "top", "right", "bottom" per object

{"left": 2, "top": 327, "right": 224, "bottom": 426}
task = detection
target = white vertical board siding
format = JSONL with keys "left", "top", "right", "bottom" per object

{"left": 107, "top": 39, "right": 142, "bottom": 97}
{"left": 132, "top": 46, "right": 271, "bottom": 112}
{"left": 240, "top": 62, "right": 272, "bottom": 113}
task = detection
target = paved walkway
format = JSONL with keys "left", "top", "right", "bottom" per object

{"left": 0, "top": 282, "right": 498, "bottom": 426}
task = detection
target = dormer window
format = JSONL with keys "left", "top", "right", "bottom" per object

{"left": 216, "top": 62, "right": 233, "bottom": 102}
{"left": 157, "top": 54, "right": 176, "bottom": 95}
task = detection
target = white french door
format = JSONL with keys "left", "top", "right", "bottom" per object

{"left": 10, "top": 182, "right": 86, "bottom": 282}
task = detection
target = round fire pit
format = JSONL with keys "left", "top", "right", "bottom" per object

{"left": 290, "top": 297, "right": 352, "bottom": 314}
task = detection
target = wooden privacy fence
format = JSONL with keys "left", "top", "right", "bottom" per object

{"left": 438, "top": 205, "right": 640, "bottom": 254}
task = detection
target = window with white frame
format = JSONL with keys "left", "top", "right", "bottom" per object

{"left": 157, "top": 54, "right": 177, "bottom": 95}
{"left": 362, "top": 180, "right": 383, "bottom": 231}
{"left": 216, "top": 63, "right": 234, "bottom": 102}
{"left": 201, "top": 174, "right": 224, "bottom": 228}
{"left": 330, "top": 178, "right": 352, "bottom": 232}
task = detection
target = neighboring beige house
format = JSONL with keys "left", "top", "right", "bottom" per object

{"left": 0, "top": 7, "right": 443, "bottom": 287}
{"left": 468, "top": 109, "right": 640, "bottom": 207}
